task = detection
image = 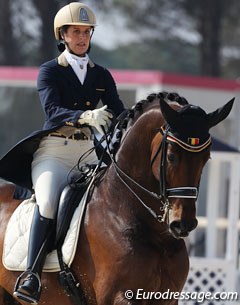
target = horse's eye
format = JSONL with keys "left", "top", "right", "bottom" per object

{"left": 167, "top": 153, "right": 176, "bottom": 163}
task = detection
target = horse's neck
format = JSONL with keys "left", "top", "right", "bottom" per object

{"left": 107, "top": 112, "right": 171, "bottom": 238}
{"left": 103, "top": 169, "right": 170, "bottom": 242}
{"left": 115, "top": 110, "right": 160, "bottom": 186}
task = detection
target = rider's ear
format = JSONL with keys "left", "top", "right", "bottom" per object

{"left": 207, "top": 98, "right": 234, "bottom": 129}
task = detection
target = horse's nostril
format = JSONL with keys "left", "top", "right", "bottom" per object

{"left": 170, "top": 219, "right": 198, "bottom": 237}
{"left": 181, "top": 219, "right": 198, "bottom": 232}
{"left": 185, "top": 219, "right": 198, "bottom": 231}
{"left": 170, "top": 220, "right": 181, "bottom": 232}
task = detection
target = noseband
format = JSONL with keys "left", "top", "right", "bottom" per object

{"left": 109, "top": 124, "right": 211, "bottom": 224}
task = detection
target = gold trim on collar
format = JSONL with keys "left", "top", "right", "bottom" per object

{"left": 58, "top": 53, "right": 68, "bottom": 67}
{"left": 57, "top": 53, "right": 95, "bottom": 68}
{"left": 88, "top": 58, "right": 95, "bottom": 68}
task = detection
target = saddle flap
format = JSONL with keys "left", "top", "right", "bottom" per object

{"left": 55, "top": 182, "right": 89, "bottom": 248}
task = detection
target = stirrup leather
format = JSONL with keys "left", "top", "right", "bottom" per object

{"left": 13, "top": 270, "right": 41, "bottom": 304}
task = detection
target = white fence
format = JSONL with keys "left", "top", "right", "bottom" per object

{"left": 180, "top": 151, "right": 240, "bottom": 305}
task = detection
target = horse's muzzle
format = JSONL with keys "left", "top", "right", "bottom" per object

{"left": 169, "top": 218, "right": 198, "bottom": 239}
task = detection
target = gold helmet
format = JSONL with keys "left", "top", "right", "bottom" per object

{"left": 54, "top": 2, "right": 96, "bottom": 40}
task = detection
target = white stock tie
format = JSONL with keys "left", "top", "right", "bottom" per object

{"left": 64, "top": 50, "right": 89, "bottom": 84}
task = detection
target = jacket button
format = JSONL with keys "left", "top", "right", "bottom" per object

{"left": 86, "top": 101, "right": 91, "bottom": 106}
{"left": 65, "top": 121, "right": 74, "bottom": 126}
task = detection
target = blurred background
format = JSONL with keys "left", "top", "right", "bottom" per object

{"left": 1, "top": 0, "right": 240, "bottom": 151}
{"left": 1, "top": 0, "right": 240, "bottom": 77}
{"left": 0, "top": 0, "right": 240, "bottom": 303}
{"left": 1, "top": 0, "right": 240, "bottom": 152}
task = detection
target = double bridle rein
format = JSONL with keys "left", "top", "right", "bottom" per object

{"left": 109, "top": 124, "right": 211, "bottom": 224}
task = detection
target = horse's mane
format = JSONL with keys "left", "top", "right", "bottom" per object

{"left": 110, "top": 92, "right": 188, "bottom": 154}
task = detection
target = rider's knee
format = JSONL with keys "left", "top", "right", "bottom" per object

{"left": 38, "top": 202, "right": 56, "bottom": 219}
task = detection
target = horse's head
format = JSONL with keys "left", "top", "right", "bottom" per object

{"left": 150, "top": 97, "right": 234, "bottom": 238}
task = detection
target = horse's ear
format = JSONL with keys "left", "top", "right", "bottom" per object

{"left": 207, "top": 98, "right": 235, "bottom": 129}
{"left": 159, "top": 98, "right": 180, "bottom": 124}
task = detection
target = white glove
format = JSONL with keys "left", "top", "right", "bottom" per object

{"left": 78, "top": 105, "right": 113, "bottom": 135}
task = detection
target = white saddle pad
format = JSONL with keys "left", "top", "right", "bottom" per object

{"left": 2, "top": 189, "right": 89, "bottom": 272}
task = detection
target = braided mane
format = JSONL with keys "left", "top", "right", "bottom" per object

{"left": 110, "top": 92, "right": 189, "bottom": 155}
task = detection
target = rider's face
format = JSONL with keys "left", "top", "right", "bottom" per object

{"left": 63, "top": 25, "right": 92, "bottom": 56}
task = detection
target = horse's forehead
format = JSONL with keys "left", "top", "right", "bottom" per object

{"left": 168, "top": 106, "right": 210, "bottom": 146}
{"left": 178, "top": 105, "right": 208, "bottom": 124}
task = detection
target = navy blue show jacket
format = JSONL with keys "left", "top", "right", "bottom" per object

{"left": 0, "top": 53, "right": 125, "bottom": 190}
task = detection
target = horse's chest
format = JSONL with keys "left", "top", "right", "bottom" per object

{"left": 121, "top": 235, "right": 188, "bottom": 293}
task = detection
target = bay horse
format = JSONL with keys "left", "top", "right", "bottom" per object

{"left": 0, "top": 92, "right": 234, "bottom": 305}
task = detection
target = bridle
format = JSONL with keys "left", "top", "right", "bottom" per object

{"left": 106, "top": 124, "right": 212, "bottom": 224}
{"left": 153, "top": 126, "right": 212, "bottom": 198}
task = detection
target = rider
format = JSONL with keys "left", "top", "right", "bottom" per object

{"left": 0, "top": 2, "right": 124, "bottom": 303}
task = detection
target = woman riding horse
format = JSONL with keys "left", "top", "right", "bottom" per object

{"left": 0, "top": 92, "right": 234, "bottom": 305}
{"left": 0, "top": 2, "right": 124, "bottom": 304}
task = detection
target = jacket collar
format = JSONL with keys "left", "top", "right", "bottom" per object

{"left": 57, "top": 52, "right": 95, "bottom": 68}
{"left": 56, "top": 53, "right": 97, "bottom": 93}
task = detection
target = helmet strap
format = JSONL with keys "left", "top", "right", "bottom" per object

{"left": 90, "top": 27, "right": 95, "bottom": 38}
{"left": 57, "top": 41, "right": 66, "bottom": 53}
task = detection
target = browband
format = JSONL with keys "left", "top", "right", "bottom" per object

{"left": 160, "top": 126, "right": 212, "bottom": 152}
